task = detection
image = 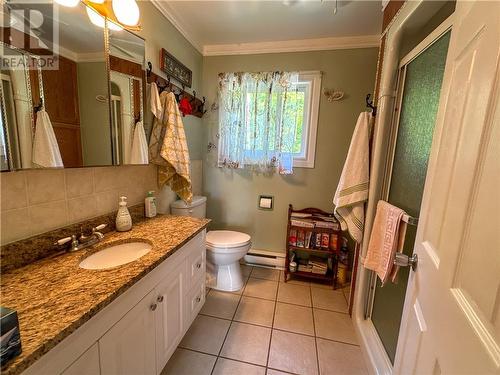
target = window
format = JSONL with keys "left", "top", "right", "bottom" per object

{"left": 290, "top": 72, "right": 321, "bottom": 168}
{"left": 218, "top": 71, "right": 321, "bottom": 174}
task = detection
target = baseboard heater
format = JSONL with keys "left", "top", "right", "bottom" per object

{"left": 243, "top": 249, "right": 286, "bottom": 269}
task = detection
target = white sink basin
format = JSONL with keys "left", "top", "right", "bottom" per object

{"left": 79, "top": 242, "right": 152, "bottom": 270}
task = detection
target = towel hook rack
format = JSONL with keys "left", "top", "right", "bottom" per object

{"left": 366, "top": 94, "right": 377, "bottom": 116}
{"left": 34, "top": 98, "right": 44, "bottom": 113}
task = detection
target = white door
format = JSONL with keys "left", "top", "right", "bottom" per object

{"left": 394, "top": 1, "right": 500, "bottom": 374}
{"left": 155, "top": 270, "right": 184, "bottom": 373}
{"left": 99, "top": 290, "right": 157, "bottom": 375}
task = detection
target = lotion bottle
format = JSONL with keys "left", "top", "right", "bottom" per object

{"left": 145, "top": 191, "right": 157, "bottom": 218}
{"left": 116, "top": 196, "right": 132, "bottom": 231}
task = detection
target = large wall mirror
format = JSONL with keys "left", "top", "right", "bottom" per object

{"left": 0, "top": 1, "right": 146, "bottom": 170}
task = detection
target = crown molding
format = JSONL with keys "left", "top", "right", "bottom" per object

{"left": 151, "top": 0, "right": 203, "bottom": 54}
{"left": 151, "top": 1, "right": 380, "bottom": 57}
{"left": 203, "top": 35, "right": 380, "bottom": 56}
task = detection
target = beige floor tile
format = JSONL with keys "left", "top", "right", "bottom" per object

{"left": 244, "top": 278, "right": 278, "bottom": 300}
{"left": 309, "top": 281, "right": 335, "bottom": 290}
{"left": 213, "top": 358, "right": 266, "bottom": 375}
{"left": 251, "top": 267, "right": 281, "bottom": 281}
{"left": 311, "top": 287, "right": 348, "bottom": 313}
{"left": 161, "top": 348, "right": 216, "bottom": 375}
{"left": 266, "top": 369, "right": 291, "bottom": 375}
{"left": 316, "top": 338, "right": 367, "bottom": 375}
{"left": 228, "top": 277, "right": 249, "bottom": 295}
{"left": 274, "top": 303, "right": 314, "bottom": 336}
{"left": 234, "top": 296, "right": 275, "bottom": 327}
{"left": 220, "top": 322, "right": 271, "bottom": 366}
{"left": 241, "top": 264, "right": 253, "bottom": 278}
{"left": 269, "top": 330, "right": 318, "bottom": 375}
{"left": 277, "top": 283, "right": 312, "bottom": 307}
{"left": 280, "top": 272, "right": 310, "bottom": 286}
{"left": 201, "top": 290, "right": 241, "bottom": 319}
{"left": 313, "top": 309, "right": 357, "bottom": 344}
{"left": 179, "top": 315, "right": 230, "bottom": 355}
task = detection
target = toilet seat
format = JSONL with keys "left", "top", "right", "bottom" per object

{"left": 206, "top": 231, "right": 251, "bottom": 251}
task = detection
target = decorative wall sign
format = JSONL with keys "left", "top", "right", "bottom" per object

{"left": 160, "top": 49, "right": 192, "bottom": 88}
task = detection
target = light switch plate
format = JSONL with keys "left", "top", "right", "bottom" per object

{"left": 258, "top": 195, "right": 274, "bottom": 210}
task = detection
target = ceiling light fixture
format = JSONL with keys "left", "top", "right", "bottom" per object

{"left": 57, "top": 0, "right": 140, "bottom": 31}
{"left": 86, "top": 5, "right": 123, "bottom": 31}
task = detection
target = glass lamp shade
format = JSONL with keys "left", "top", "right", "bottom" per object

{"left": 55, "top": 0, "right": 80, "bottom": 7}
{"left": 86, "top": 6, "right": 122, "bottom": 31}
{"left": 111, "top": 0, "right": 140, "bottom": 26}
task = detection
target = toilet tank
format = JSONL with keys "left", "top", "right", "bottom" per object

{"left": 170, "top": 196, "right": 207, "bottom": 218}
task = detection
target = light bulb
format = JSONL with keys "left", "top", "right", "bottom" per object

{"left": 86, "top": 6, "right": 122, "bottom": 31}
{"left": 112, "top": 0, "right": 140, "bottom": 27}
{"left": 55, "top": 0, "right": 80, "bottom": 7}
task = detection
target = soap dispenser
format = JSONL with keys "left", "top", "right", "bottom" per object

{"left": 116, "top": 196, "right": 132, "bottom": 231}
{"left": 145, "top": 191, "right": 157, "bottom": 218}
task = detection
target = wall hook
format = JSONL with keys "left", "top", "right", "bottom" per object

{"left": 366, "top": 93, "right": 377, "bottom": 116}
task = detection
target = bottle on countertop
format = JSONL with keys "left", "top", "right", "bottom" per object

{"left": 115, "top": 196, "right": 132, "bottom": 231}
{"left": 145, "top": 191, "right": 157, "bottom": 218}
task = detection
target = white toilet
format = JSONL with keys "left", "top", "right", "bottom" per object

{"left": 170, "top": 196, "right": 251, "bottom": 292}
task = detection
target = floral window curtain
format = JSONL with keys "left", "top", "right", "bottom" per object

{"left": 218, "top": 71, "right": 300, "bottom": 174}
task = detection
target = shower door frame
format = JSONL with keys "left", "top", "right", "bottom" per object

{"left": 363, "top": 17, "right": 453, "bottom": 363}
{"left": 351, "top": 2, "right": 456, "bottom": 373}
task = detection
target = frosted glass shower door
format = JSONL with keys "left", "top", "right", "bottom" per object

{"left": 369, "top": 31, "right": 451, "bottom": 364}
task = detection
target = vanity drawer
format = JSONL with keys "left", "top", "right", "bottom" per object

{"left": 186, "top": 245, "right": 205, "bottom": 290}
{"left": 186, "top": 281, "right": 205, "bottom": 327}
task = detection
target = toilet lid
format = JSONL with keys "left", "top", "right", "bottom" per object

{"left": 206, "top": 230, "right": 251, "bottom": 248}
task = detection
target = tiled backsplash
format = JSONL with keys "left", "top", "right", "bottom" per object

{"left": 0, "top": 161, "right": 202, "bottom": 245}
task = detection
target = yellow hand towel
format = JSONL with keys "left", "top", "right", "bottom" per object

{"left": 149, "top": 91, "right": 192, "bottom": 203}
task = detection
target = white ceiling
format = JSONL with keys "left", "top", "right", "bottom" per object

{"left": 152, "top": 0, "right": 382, "bottom": 55}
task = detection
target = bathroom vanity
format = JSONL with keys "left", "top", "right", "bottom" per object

{"left": 1, "top": 215, "right": 209, "bottom": 375}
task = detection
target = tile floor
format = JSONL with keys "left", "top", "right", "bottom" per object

{"left": 162, "top": 265, "right": 367, "bottom": 375}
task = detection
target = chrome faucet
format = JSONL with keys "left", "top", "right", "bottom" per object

{"left": 55, "top": 224, "right": 107, "bottom": 252}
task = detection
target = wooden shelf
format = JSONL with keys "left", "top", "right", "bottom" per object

{"left": 284, "top": 204, "right": 340, "bottom": 289}
{"left": 289, "top": 270, "right": 333, "bottom": 281}
{"left": 288, "top": 245, "right": 337, "bottom": 255}
{"left": 290, "top": 225, "right": 340, "bottom": 234}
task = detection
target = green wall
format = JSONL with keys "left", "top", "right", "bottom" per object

{"left": 137, "top": 2, "right": 204, "bottom": 160}
{"left": 202, "top": 48, "right": 378, "bottom": 252}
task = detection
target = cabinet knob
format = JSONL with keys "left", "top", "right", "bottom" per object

{"left": 196, "top": 263, "right": 201, "bottom": 269}
{"left": 150, "top": 303, "right": 157, "bottom": 311}
{"left": 157, "top": 295, "right": 164, "bottom": 303}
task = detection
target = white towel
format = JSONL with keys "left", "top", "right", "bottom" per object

{"left": 333, "top": 112, "right": 371, "bottom": 243}
{"left": 130, "top": 121, "right": 149, "bottom": 164}
{"left": 32, "top": 109, "right": 63, "bottom": 168}
{"left": 150, "top": 82, "right": 163, "bottom": 119}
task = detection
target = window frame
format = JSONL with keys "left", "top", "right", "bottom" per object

{"left": 292, "top": 71, "right": 321, "bottom": 168}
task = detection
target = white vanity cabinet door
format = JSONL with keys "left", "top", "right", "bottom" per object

{"left": 99, "top": 290, "right": 157, "bottom": 375}
{"left": 154, "top": 270, "right": 184, "bottom": 373}
{"left": 61, "top": 343, "right": 100, "bottom": 375}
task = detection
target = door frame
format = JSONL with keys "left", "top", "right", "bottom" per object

{"left": 351, "top": 2, "right": 455, "bottom": 374}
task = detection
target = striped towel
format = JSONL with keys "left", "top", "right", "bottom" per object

{"left": 149, "top": 91, "right": 192, "bottom": 203}
{"left": 333, "top": 112, "right": 371, "bottom": 243}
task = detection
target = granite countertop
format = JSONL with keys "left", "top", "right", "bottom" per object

{"left": 0, "top": 215, "right": 210, "bottom": 375}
